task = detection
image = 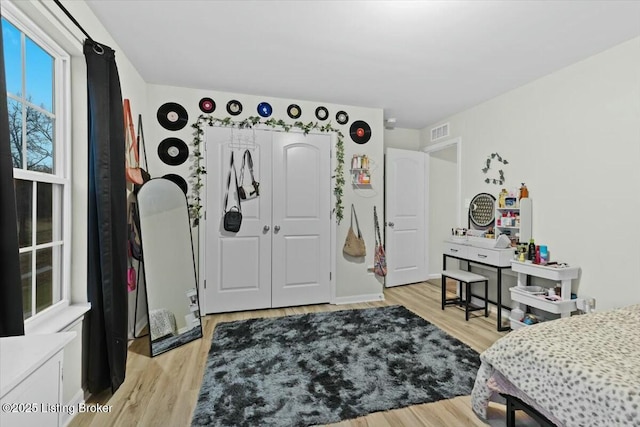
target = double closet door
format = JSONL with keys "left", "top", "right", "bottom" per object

{"left": 203, "top": 127, "right": 331, "bottom": 314}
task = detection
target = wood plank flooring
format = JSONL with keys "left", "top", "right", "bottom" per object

{"left": 70, "top": 281, "right": 537, "bottom": 427}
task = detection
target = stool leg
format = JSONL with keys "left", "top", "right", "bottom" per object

{"left": 441, "top": 275, "right": 446, "bottom": 310}
{"left": 458, "top": 281, "right": 462, "bottom": 306}
{"left": 465, "top": 281, "right": 470, "bottom": 321}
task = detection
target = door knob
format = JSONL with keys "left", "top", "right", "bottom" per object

{"left": 388, "top": 222, "right": 395, "bottom": 227}
{"left": 263, "top": 225, "right": 270, "bottom": 232}
{"left": 274, "top": 225, "right": 281, "bottom": 232}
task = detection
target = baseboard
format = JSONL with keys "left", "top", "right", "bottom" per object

{"left": 135, "top": 315, "right": 148, "bottom": 336}
{"left": 334, "top": 293, "right": 385, "bottom": 305}
{"left": 61, "top": 388, "right": 85, "bottom": 427}
{"left": 427, "top": 273, "right": 440, "bottom": 280}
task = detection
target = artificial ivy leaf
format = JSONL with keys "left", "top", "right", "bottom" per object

{"left": 491, "top": 153, "right": 496, "bottom": 159}
{"left": 482, "top": 168, "right": 489, "bottom": 173}
{"left": 485, "top": 178, "right": 490, "bottom": 183}
{"left": 503, "top": 160, "right": 509, "bottom": 165}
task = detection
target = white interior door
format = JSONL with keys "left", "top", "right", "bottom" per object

{"left": 204, "top": 128, "right": 272, "bottom": 313}
{"left": 271, "top": 132, "right": 331, "bottom": 307}
{"left": 385, "top": 147, "right": 428, "bottom": 287}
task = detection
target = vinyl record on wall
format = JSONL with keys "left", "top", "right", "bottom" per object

{"left": 287, "top": 104, "right": 301, "bottom": 119}
{"left": 226, "top": 100, "right": 243, "bottom": 116}
{"left": 315, "top": 106, "right": 329, "bottom": 121}
{"left": 158, "top": 137, "right": 189, "bottom": 166}
{"left": 163, "top": 174, "right": 188, "bottom": 195}
{"left": 199, "top": 97, "right": 216, "bottom": 113}
{"left": 157, "top": 102, "right": 188, "bottom": 131}
{"left": 349, "top": 120, "right": 372, "bottom": 144}
{"left": 257, "top": 102, "right": 273, "bottom": 118}
{"left": 336, "top": 111, "right": 349, "bottom": 125}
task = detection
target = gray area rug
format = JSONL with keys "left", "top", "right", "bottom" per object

{"left": 192, "top": 305, "right": 480, "bottom": 427}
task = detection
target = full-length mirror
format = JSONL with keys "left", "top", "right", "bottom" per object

{"left": 137, "top": 178, "right": 202, "bottom": 356}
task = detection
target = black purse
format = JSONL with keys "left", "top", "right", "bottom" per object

{"left": 238, "top": 149, "right": 260, "bottom": 200}
{"left": 223, "top": 152, "right": 242, "bottom": 232}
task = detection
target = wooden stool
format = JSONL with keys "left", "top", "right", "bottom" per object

{"left": 441, "top": 269, "right": 489, "bottom": 321}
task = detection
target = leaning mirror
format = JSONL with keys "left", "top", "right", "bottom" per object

{"left": 137, "top": 178, "right": 202, "bottom": 356}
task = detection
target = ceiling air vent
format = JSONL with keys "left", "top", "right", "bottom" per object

{"left": 430, "top": 123, "right": 450, "bottom": 142}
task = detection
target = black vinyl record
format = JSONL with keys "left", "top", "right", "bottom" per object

{"left": 199, "top": 97, "right": 216, "bottom": 113}
{"left": 336, "top": 111, "right": 349, "bottom": 125}
{"left": 163, "top": 174, "right": 188, "bottom": 195}
{"left": 157, "top": 102, "right": 188, "bottom": 131}
{"left": 226, "top": 100, "right": 243, "bottom": 116}
{"left": 350, "top": 120, "right": 372, "bottom": 144}
{"left": 287, "top": 104, "right": 301, "bottom": 119}
{"left": 315, "top": 106, "right": 329, "bottom": 121}
{"left": 158, "top": 137, "right": 189, "bottom": 166}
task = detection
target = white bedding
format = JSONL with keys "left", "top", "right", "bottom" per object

{"left": 472, "top": 304, "right": 640, "bottom": 427}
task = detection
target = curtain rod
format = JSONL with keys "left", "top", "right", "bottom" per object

{"left": 53, "top": 0, "right": 94, "bottom": 43}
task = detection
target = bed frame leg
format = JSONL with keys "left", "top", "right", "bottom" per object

{"left": 506, "top": 396, "right": 516, "bottom": 427}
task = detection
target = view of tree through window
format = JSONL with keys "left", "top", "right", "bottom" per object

{"left": 3, "top": 13, "right": 65, "bottom": 321}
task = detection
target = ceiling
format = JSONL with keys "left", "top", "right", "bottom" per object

{"left": 85, "top": 1, "right": 640, "bottom": 130}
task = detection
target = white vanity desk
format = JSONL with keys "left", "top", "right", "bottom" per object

{"left": 1, "top": 332, "right": 76, "bottom": 427}
{"left": 443, "top": 238, "right": 515, "bottom": 331}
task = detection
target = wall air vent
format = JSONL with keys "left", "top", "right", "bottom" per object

{"left": 430, "top": 123, "right": 450, "bottom": 142}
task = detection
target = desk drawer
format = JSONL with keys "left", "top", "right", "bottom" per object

{"left": 468, "top": 247, "right": 513, "bottom": 267}
{"left": 443, "top": 242, "right": 468, "bottom": 259}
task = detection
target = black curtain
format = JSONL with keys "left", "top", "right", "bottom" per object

{"left": 0, "top": 9, "right": 25, "bottom": 338}
{"left": 85, "top": 40, "right": 128, "bottom": 393}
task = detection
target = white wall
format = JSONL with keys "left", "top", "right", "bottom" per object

{"left": 384, "top": 127, "right": 421, "bottom": 151}
{"left": 422, "top": 37, "right": 640, "bottom": 310}
{"left": 427, "top": 145, "right": 457, "bottom": 277}
{"left": 146, "top": 84, "right": 385, "bottom": 303}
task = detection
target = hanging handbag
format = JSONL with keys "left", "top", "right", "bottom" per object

{"left": 124, "top": 99, "right": 150, "bottom": 187}
{"left": 343, "top": 204, "right": 366, "bottom": 257}
{"left": 223, "top": 152, "right": 243, "bottom": 232}
{"left": 237, "top": 149, "right": 260, "bottom": 200}
{"left": 128, "top": 202, "right": 143, "bottom": 261}
{"left": 373, "top": 206, "right": 387, "bottom": 276}
{"left": 126, "top": 207, "right": 137, "bottom": 292}
{"left": 127, "top": 263, "right": 137, "bottom": 292}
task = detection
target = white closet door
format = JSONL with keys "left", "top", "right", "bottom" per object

{"left": 271, "top": 132, "right": 331, "bottom": 307}
{"left": 385, "top": 147, "right": 428, "bottom": 287}
{"left": 204, "top": 128, "right": 272, "bottom": 313}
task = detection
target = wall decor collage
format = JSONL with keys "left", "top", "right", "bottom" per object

{"left": 155, "top": 96, "right": 373, "bottom": 199}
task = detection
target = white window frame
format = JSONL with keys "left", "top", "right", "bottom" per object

{"left": 2, "top": 1, "right": 72, "bottom": 326}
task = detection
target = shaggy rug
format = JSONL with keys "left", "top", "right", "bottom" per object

{"left": 192, "top": 305, "right": 480, "bottom": 427}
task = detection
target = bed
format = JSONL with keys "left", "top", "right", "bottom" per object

{"left": 471, "top": 304, "right": 640, "bottom": 427}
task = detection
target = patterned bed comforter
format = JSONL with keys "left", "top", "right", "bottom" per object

{"left": 472, "top": 304, "right": 640, "bottom": 427}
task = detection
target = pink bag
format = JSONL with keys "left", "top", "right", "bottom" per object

{"left": 127, "top": 267, "right": 136, "bottom": 292}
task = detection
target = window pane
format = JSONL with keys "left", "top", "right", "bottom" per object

{"left": 36, "top": 182, "right": 52, "bottom": 244}
{"left": 2, "top": 18, "right": 22, "bottom": 97}
{"left": 25, "top": 37, "right": 53, "bottom": 113}
{"left": 26, "top": 106, "right": 54, "bottom": 173}
{"left": 20, "top": 252, "right": 33, "bottom": 320}
{"left": 15, "top": 179, "right": 33, "bottom": 248}
{"left": 8, "top": 98, "right": 23, "bottom": 168}
{"left": 35, "top": 247, "right": 54, "bottom": 314}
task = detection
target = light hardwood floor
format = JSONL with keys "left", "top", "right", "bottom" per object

{"left": 70, "top": 281, "right": 537, "bottom": 427}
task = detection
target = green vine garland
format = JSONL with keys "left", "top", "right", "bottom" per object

{"left": 189, "top": 115, "right": 345, "bottom": 226}
{"left": 481, "top": 152, "right": 508, "bottom": 185}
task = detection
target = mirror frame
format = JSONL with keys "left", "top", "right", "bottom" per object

{"left": 137, "top": 177, "right": 202, "bottom": 357}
